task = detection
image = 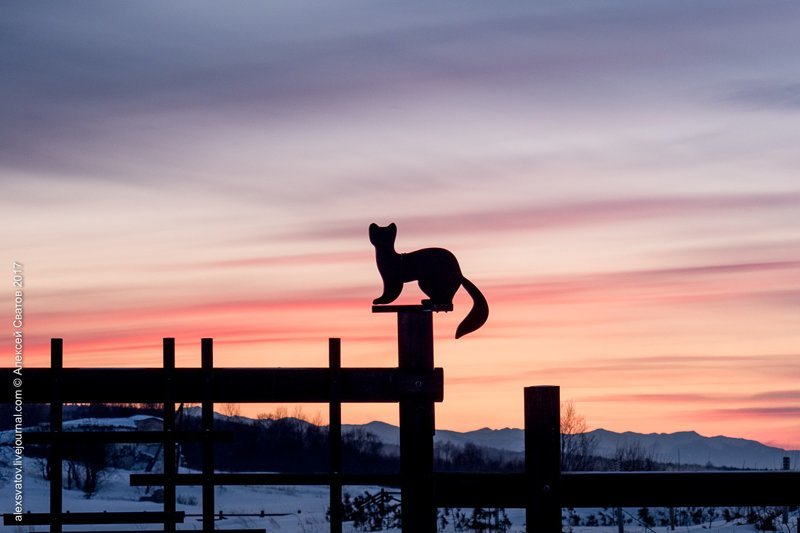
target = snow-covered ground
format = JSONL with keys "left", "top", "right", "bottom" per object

{"left": 2, "top": 455, "right": 336, "bottom": 532}
{"left": 2, "top": 453, "right": 789, "bottom": 533}
{"left": 1, "top": 416, "right": 796, "bottom": 533}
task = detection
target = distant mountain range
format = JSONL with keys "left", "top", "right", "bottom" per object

{"left": 11, "top": 407, "right": 794, "bottom": 471}
{"left": 343, "top": 421, "right": 799, "bottom": 470}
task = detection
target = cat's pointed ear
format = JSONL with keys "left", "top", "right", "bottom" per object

{"left": 388, "top": 222, "right": 397, "bottom": 235}
{"left": 368, "top": 223, "right": 381, "bottom": 244}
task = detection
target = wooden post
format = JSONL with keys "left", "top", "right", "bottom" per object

{"left": 50, "top": 339, "right": 63, "bottom": 533}
{"left": 201, "top": 338, "right": 214, "bottom": 533}
{"left": 163, "top": 338, "right": 177, "bottom": 533}
{"left": 615, "top": 459, "right": 624, "bottom": 533}
{"left": 397, "top": 310, "right": 436, "bottom": 533}
{"left": 329, "top": 338, "right": 343, "bottom": 533}
{"left": 525, "top": 386, "right": 561, "bottom": 533}
{"left": 782, "top": 456, "right": 790, "bottom": 525}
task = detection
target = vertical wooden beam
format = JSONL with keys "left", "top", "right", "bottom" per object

{"left": 525, "top": 386, "right": 561, "bottom": 533}
{"left": 329, "top": 338, "right": 343, "bottom": 533}
{"left": 615, "top": 456, "right": 624, "bottom": 533}
{"left": 163, "top": 338, "right": 176, "bottom": 533}
{"left": 201, "top": 338, "right": 214, "bottom": 533}
{"left": 50, "top": 339, "right": 63, "bottom": 533}
{"left": 782, "top": 456, "right": 790, "bottom": 525}
{"left": 398, "top": 310, "right": 436, "bottom": 533}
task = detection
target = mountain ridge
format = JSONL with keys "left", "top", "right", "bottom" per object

{"left": 343, "top": 421, "right": 799, "bottom": 470}
{"left": 25, "top": 407, "right": 793, "bottom": 471}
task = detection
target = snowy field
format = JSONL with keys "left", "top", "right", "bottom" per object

{"left": 3, "top": 455, "right": 335, "bottom": 532}
{"left": 1, "top": 452, "right": 794, "bottom": 532}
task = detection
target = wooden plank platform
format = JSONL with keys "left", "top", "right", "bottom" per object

{"left": 372, "top": 303, "right": 453, "bottom": 313}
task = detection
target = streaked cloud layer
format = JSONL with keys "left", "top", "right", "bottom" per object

{"left": 2, "top": 1, "right": 799, "bottom": 447}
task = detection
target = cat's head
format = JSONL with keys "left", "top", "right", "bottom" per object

{"left": 369, "top": 222, "right": 397, "bottom": 246}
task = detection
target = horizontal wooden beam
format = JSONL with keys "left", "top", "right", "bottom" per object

{"left": 3, "top": 511, "right": 185, "bottom": 525}
{"left": 131, "top": 472, "right": 402, "bottom": 487}
{"left": 433, "top": 471, "right": 800, "bottom": 508}
{"left": 132, "top": 471, "right": 800, "bottom": 507}
{"left": 562, "top": 471, "right": 800, "bottom": 507}
{"left": 25, "top": 528, "right": 268, "bottom": 533}
{"left": 23, "top": 430, "right": 234, "bottom": 444}
{"left": 0, "top": 367, "right": 443, "bottom": 403}
{"left": 434, "top": 473, "right": 526, "bottom": 507}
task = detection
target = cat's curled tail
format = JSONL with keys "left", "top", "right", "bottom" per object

{"left": 456, "top": 277, "right": 489, "bottom": 339}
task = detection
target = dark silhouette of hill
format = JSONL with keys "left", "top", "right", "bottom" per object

{"left": 9, "top": 404, "right": 796, "bottom": 472}
{"left": 181, "top": 413, "right": 398, "bottom": 473}
{"left": 4, "top": 404, "right": 522, "bottom": 473}
{"left": 178, "top": 410, "right": 522, "bottom": 473}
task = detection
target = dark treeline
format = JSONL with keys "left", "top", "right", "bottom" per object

{"left": 9, "top": 404, "right": 525, "bottom": 473}
{"left": 0, "top": 402, "right": 164, "bottom": 429}
{"left": 435, "top": 441, "right": 523, "bottom": 473}
{"left": 7, "top": 404, "right": 724, "bottom": 473}
{"left": 181, "top": 416, "right": 400, "bottom": 473}
{"left": 181, "top": 416, "right": 525, "bottom": 473}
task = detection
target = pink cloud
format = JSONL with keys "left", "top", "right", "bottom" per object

{"left": 289, "top": 193, "right": 800, "bottom": 240}
{"left": 197, "top": 250, "right": 370, "bottom": 269}
{"left": 695, "top": 406, "right": 800, "bottom": 420}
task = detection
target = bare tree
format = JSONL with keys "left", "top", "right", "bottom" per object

{"left": 560, "top": 400, "right": 597, "bottom": 471}
{"left": 63, "top": 441, "right": 108, "bottom": 498}
{"left": 257, "top": 406, "right": 288, "bottom": 422}
{"left": 613, "top": 440, "right": 661, "bottom": 471}
{"left": 220, "top": 403, "right": 241, "bottom": 418}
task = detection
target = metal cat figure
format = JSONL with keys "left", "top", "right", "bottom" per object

{"left": 370, "top": 222, "right": 488, "bottom": 338}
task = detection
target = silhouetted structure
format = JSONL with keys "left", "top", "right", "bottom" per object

{"left": 370, "top": 222, "right": 489, "bottom": 338}
{"left": 3, "top": 310, "right": 799, "bottom": 533}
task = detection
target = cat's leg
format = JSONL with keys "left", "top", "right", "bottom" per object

{"left": 373, "top": 280, "right": 403, "bottom": 304}
{"left": 419, "top": 277, "right": 459, "bottom": 306}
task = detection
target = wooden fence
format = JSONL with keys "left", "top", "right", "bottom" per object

{"left": 3, "top": 304, "right": 799, "bottom": 533}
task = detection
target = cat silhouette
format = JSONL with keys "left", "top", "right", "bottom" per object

{"left": 369, "top": 222, "right": 488, "bottom": 338}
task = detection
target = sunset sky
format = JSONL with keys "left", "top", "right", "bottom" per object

{"left": 3, "top": 1, "right": 799, "bottom": 448}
